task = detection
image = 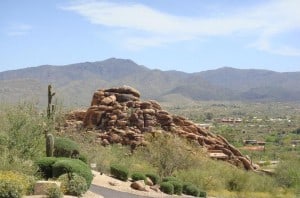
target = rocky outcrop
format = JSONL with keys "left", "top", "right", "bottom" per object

{"left": 65, "top": 86, "right": 257, "bottom": 171}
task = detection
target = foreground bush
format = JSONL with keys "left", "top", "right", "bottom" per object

{"left": 110, "top": 164, "right": 129, "bottom": 181}
{"left": 46, "top": 185, "right": 63, "bottom": 198}
{"left": 54, "top": 137, "right": 80, "bottom": 158}
{"left": 0, "top": 171, "right": 35, "bottom": 198}
{"left": 131, "top": 172, "right": 146, "bottom": 181}
{"left": 169, "top": 180, "right": 183, "bottom": 195}
{"left": 35, "top": 157, "right": 59, "bottom": 179}
{"left": 184, "top": 184, "right": 200, "bottom": 197}
{"left": 145, "top": 173, "right": 160, "bottom": 185}
{"left": 58, "top": 173, "right": 88, "bottom": 196}
{"left": 199, "top": 191, "right": 207, "bottom": 198}
{"left": 275, "top": 158, "right": 300, "bottom": 190}
{"left": 160, "top": 182, "right": 174, "bottom": 195}
{"left": 52, "top": 158, "right": 93, "bottom": 187}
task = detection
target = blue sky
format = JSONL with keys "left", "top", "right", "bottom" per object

{"left": 0, "top": 0, "right": 300, "bottom": 73}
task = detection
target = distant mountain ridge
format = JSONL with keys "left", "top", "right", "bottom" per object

{"left": 0, "top": 58, "right": 299, "bottom": 106}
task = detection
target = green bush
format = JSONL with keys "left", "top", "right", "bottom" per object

{"left": 110, "top": 164, "right": 129, "bottom": 181}
{"left": 0, "top": 171, "right": 35, "bottom": 198}
{"left": 182, "top": 182, "right": 193, "bottom": 194}
{"left": 275, "top": 158, "right": 300, "bottom": 190}
{"left": 145, "top": 173, "right": 160, "bottom": 185}
{"left": 160, "top": 182, "right": 174, "bottom": 195}
{"left": 46, "top": 185, "right": 63, "bottom": 198}
{"left": 184, "top": 184, "right": 200, "bottom": 197}
{"left": 4, "top": 103, "right": 46, "bottom": 161}
{"left": 58, "top": 173, "right": 88, "bottom": 196}
{"left": 0, "top": 180, "right": 22, "bottom": 198}
{"left": 52, "top": 158, "right": 93, "bottom": 187}
{"left": 35, "top": 157, "right": 59, "bottom": 179}
{"left": 169, "top": 181, "right": 182, "bottom": 195}
{"left": 54, "top": 137, "right": 80, "bottom": 158}
{"left": 199, "top": 191, "right": 207, "bottom": 198}
{"left": 78, "top": 154, "right": 88, "bottom": 164}
{"left": 131, "top": 172, "right": 146, "bottom": 181}
{"left": 162, "top": 176, "right": 179, "bottom": 182}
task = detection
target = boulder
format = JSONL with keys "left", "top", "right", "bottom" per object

{"left": 130, "top": 180, "right": 147, "bottom": 191}
{"left": 105, "top": 86, "right": 140, "bottom": 98}
{"left": 145, "top": 177, "right": 154, "bottom": 186}
{"left": 34, "top": 181, "right": 61, "bottom": 195}
{"left": 101, "top": 95, "right": 116, "bottom": 105}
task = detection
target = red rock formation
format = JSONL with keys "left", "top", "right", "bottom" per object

{"left": 65, "top": 86, "right": 257, "bottom": 171}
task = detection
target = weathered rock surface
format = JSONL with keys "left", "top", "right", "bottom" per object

{"left": 34, "top": 181, "right": 61, "bottom": 195}
{"left": 130, "top": 180, "right": 147, "bottom": 191}
{"left": 64, "top": 85, "right": 257, "bottom": 170}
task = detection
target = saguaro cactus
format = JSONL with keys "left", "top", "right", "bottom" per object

{"left": 47, "top": 84, "right": 56, "bottom": 118}
{"left": 46, "top": 133, "right": 54, "bottom": 157}
{"left": 45, "top": 85, "right": 56, "bottom": 156}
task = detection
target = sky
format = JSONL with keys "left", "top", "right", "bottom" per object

{"left": 0, "top": 0, "right": 300, "bottom": 73}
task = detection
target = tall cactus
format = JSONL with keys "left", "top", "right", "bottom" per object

{"left": 46, "top": 85, "right": 56, "bottom": 156}
{"left": 46, "top": 133, "right": 54, "bottom": 157}
{"left": 47, "top": 84, "right": 56, "bottom": 119}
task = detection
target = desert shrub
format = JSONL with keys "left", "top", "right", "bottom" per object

{"left": 169, "top": 180, "right": 183, "bottom": 195}
{"left": 140, "top": 133, "right": 204, "bottom": 177}
{"left": 199, "top": 191, "right": 207, "bottom": 198}
{"left": 0, "top": 171, "right": 35, "bottom": 198}
{"left": 182, "top": 182, "right": 193, "bottom": 194}
{"left": 52, "top": 158, "right": 93, "bottom": 187}
{"left": 160, "top": 182, "right": 174, "bottom": 195}
{"left": 54, "top": 137, "right": 80, "bottom": 158}
{"left": 162, "top": 176, "right": 179, "bottom": 182}
{"left": 1, "top": 103, "right": 47, "bottom": 161}
{"left": 145, "top": 173, "right": 160, "bottom": 185}
{"left": 184, "top": 184, "right": 200, "bottom": 197}
{"left": 35, "top": 157, "right": 59, "bottom": 179}
{"left": 46, "top": 185, "right": 63, "bottom": 198}
{"left": 78, "top": 154, "right": 88, "bottom": 164}
{"left": 275, "top": 158, "right": 300, "bottom": 190}
{"left": 131, "top": 172, "right": 146, "bottom": 181}
{"left": 110, "top": 164, "right": 129, "bottom": 181}
{"left": 58, "top": 173, "right": 88, "bottom": 196}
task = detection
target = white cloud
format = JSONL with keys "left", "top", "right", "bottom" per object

{"left": 7, "top": 24, "right": 32, "bottom": 36}
{"left": 62, "top": 0, "right": 300, "bottom": 56}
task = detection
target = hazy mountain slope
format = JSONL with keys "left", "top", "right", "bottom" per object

{"left": 198, "top": 67, "right": 300, "bottom": 101}
{"left": 0, "top": 58, "right": 299, "bottom": 106}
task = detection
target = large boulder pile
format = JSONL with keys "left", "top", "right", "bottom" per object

{"left": 65, "top": 86, "right": 257, "bottom": 170}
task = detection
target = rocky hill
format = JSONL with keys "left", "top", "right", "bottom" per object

{"left": 64, "top": 86, "right": 258, "bottom": 171}
{"left": 1, "top": 58, "right": 300, "bottom": 105}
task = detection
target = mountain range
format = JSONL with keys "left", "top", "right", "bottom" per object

{"left": 0, "top": 58, "right": 299, "bottom": 106}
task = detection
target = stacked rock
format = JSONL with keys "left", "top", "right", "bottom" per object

{"left": 65, "top": 86, "right": 257, "bottom": 171}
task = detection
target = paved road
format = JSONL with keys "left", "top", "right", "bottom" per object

{"left": 89, "top": 184, "right": 195, "bottom": 198}
{"left": 89, "top": 184, "right": 160, "bottom": 198}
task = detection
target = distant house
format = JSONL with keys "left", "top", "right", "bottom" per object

{"left": 242, "top": 140, "right": 266, "bottom": 151}
{"left": 241, "top": 146, "right": 265, "bottom": 151}
{"left": 243, "top": 139, "right": 266, "bottom": 146}
{"left": 291, "top": 140, "right": 300, "bottom": 145}
{"left": 215, "top": 117, "right": 243, "bottom": 124}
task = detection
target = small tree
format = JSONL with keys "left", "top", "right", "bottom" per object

{"left": 140, "top": 133, "right": 199, "bottom": 177}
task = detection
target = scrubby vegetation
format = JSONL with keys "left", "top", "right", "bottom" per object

{"left": 131, "top": 172, "right": 146, "bottom": 181}
{"left": 1, "top": 101, "right": 300, "bottom": 197}
{"left": 110, "top": 164, "right": 129, "bottom": 181}
{"left": 159, "top": 182, "right": 174, "bottom": 195}
{"left": 145, "top": 173, "right": 160, "bottom": 185}
{"left": 58, "top": 173, "right": 88, "bottom": 196}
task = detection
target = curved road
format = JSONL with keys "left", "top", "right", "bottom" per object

{"left": 89, "top": 184, "right": 163, "bottom": 198}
